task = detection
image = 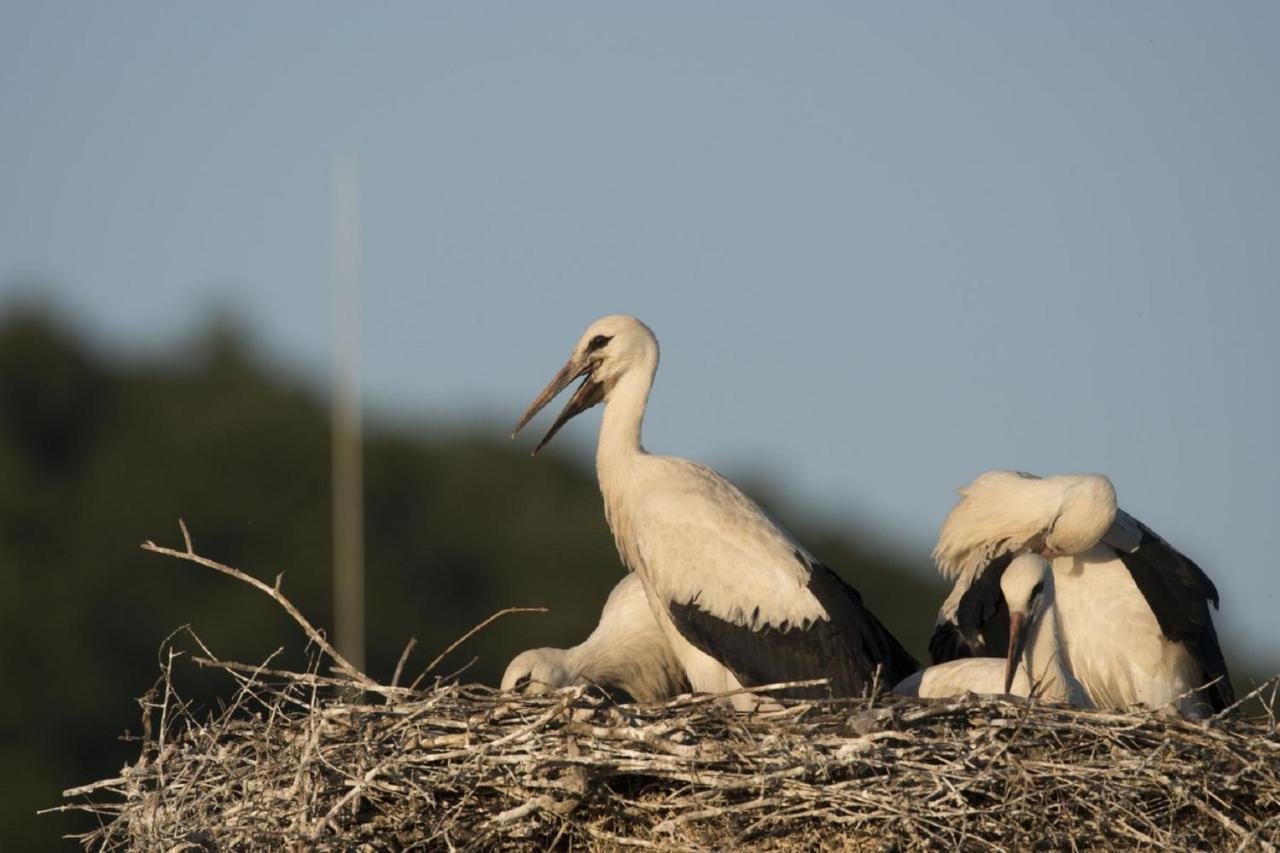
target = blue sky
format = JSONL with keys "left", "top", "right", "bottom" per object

{"left": 3, "top": 2, "right": 1278, "bottom": 669}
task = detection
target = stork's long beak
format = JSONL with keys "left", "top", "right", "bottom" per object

{"left": 1004, "top": 611, "right": 1029, "bottom": 695}
{"left": 511, "top": 357, "right": 605, "bottom": 455}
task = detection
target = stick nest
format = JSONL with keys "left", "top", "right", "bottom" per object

{"left": 52, "top": 525, "right": 1280, "bottom": 851}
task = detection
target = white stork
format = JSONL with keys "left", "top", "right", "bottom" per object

{"left": 511, "top": 315, "right": 919, "bottom": 711}
{"left": 931, "top": 470, "right": 1232, "bottom": 718}
{"left": 500, "top": 573, "right": 689, "bottom": 703}
{"left": 894, "top": 553, "right": 1090, "bottom": 706}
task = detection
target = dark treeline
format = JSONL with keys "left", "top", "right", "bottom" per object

{"left": 2, "top": 304, "right": 947, "bottom": 848}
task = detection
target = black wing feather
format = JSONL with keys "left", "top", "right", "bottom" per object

{"left": 930, "top": 553, "right": 1013, "bottom": 664}
{"left": 927, "top": 621, "right": 975, "bottom": 664}
{"left": 666, "top": 552, "right": 920, "bottom": 699}
{"left": 1115, "top": 518, "right": 1233, "bottom": 711}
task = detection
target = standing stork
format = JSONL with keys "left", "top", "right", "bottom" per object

{"left": 511, "top": 315, "right": 919, "bottom": 710}
{"left": 931, "top": 470, "right": 1232, "bottom": 717}
{"left": 501, "top": 573, "right": 688, "bottom": 703}
{"left": 895, "top": 554, "right": 1089, "bottom": 706}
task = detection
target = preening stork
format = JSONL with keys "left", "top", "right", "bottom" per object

{"left": 511, "top": 315, "right": 919, "bottom": 710}
{"left": 895, "top": 554, "right": 1089, "bottom": 706}
{"left": 931, "top": 471, "right": 1232, "bottom": 717}
{"left": 500, "top": 573, "right": 689, "bottom": 703}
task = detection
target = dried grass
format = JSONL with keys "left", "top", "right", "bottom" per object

{"left": 47, "top": 524, "right": 1280, "bottom": 851}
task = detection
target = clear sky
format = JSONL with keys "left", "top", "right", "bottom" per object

{"left": 3, "top": 3, "right": 1278, "bottom": 669}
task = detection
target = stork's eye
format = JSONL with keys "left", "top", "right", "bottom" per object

{"left": 587, "top": 334, "right": 612, "bottom": 353}
{"left": 514, "top": 674, "right": 531, "bottom": 690}
{"left": 1030, "top": 581, "right": 1045, "bottom": 599}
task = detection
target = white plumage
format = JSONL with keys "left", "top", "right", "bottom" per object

{"left": 931, "top": 471, "right": 1232, "bottom": 718}
{"left": 512, "top": 315, "right": 918, "bottom": 711}
{"left": 933, "top": 471, "right": 1119, "bottom": 583}
{"left": 500, "top": 573, "right": 687, "bottom": 703}
{"left": 895, "top": 554, "right": 1089, "bottom": 706}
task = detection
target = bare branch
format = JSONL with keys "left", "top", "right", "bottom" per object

{"left": 409, "top": 606, "right": 548, "bottom": 691}
{"left": 141, "top": 520, "right": 376, "bottom": 688}
{"left": 391, "top": 637, "right": 417, "bottom": 689}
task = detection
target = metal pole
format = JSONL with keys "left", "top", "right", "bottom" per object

{"left": 331, "top": 155, "right": 365, "bottom": 673}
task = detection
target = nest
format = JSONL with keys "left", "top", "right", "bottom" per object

{"left": 50, "top": 524, "right": 1280, "bottom": 851}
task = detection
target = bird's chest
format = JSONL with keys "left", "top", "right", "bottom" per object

{"left": 599, "top": 476, "right": 694, "bottom": 576}
{"left": 1053, "top": 553, "right": 1157, "bottom": 641}
{"left": 601, "top": 498, "right": 645, "bottom": 575}
{"left": 1050, "top": 549, "right": 1179, "bottom": 690}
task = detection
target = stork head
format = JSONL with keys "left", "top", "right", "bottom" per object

{"left": 1044, "top": 474, "right": 1117, "bottom": 556}
{"left": 511, "top": 315, "right": 659, "bottom": 454}
{"left": 500, "top": 648, "right": 572, "bottom": 695}
{"left": 1000, "top": 553, "right": 1053, "bottom": 694}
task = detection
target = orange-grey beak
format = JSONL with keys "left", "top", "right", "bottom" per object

{"left": 1004, "top": 610, "right": 1029, "bottom": 694}
{"left": 511, "top": 356, "right": 605, "bottom": 455}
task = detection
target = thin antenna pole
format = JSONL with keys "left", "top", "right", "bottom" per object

{"left": 331, "top": 155, "right": 365, "bottom": 672}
